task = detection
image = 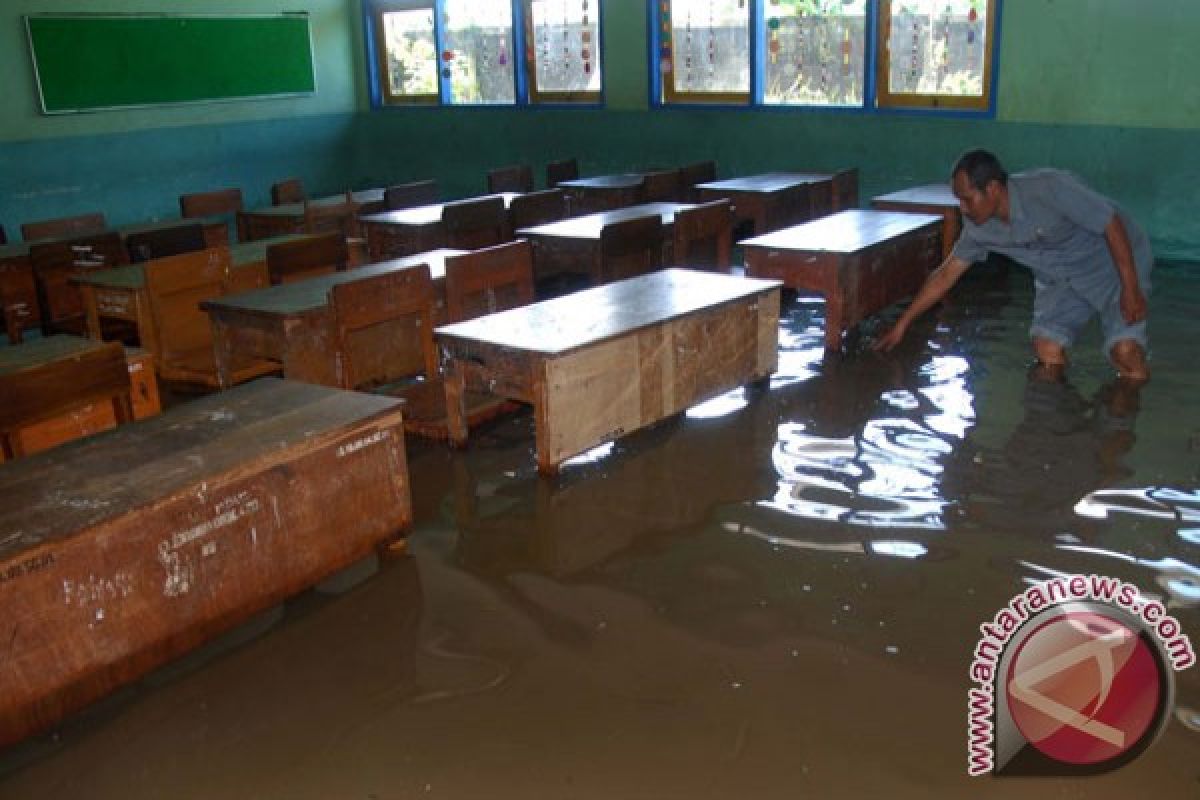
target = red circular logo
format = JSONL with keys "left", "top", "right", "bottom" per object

{"left": 1005, "top": 610, "right": 1162, "bottom": 765}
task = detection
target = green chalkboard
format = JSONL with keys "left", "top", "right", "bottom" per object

{"left": 26, "top": 14, "right": 316, "bottom": 114}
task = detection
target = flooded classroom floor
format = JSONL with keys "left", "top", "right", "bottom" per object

{"left": 2, "top": 262, "right": 1199, "bottom": 798}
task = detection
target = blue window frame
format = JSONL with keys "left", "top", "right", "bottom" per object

{"left": 650, "top": 0, "right": 1000, "bottom": 115}
{"left": 364, "top": 0, "right": 604, "bottom": 107}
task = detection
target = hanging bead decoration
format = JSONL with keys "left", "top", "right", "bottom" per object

{"left": 967, "top": 4, "right": 979, "bottom": 46}
{"left": 660, "top": 2, "right": 672, "bottom": 76}
{"left": 562, "top": 0, "right": 571, "bottom": 80}
{"left": 796, "top": 7, "right": 805, "bottom": 80}
{"left": 684, "top": 7, "right": 693, "bottom": 88}
{"left": 767, "top": 14, "right": 780, "bottom": 66}
{"left": 908, "top": 14, "right": 920, "bottom": 89}
{"left": 841, "top": 24, "right": 851, "bottom": 76}
{"left": 582, "top": 0, "right": 591, "bottom": 77}
{"left": 707, "top": 0, "right": 716, "bottom": 76}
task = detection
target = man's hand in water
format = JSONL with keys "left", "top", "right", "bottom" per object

{"left": 872, "top": 320, "right": 908, "bottom": 352}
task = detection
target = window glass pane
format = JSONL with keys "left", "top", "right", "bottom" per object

{"left": 764, "top": 0, "right": 866, "bottom": 106}
{"left": 886, "top": 0, "right": 989, "bottom": 97}
{"left": 663, "top": 0, "right": 750, "bottom": 96}
{"left": 380, "top": 8, "right": 438, "bottom": 97}
{"left": 528, "top": 0, "right": 601, "bottom": 95}
{"left": 441, "top": 0, "right": 516, "bottom": 104}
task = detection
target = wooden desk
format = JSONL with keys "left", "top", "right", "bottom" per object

{"left": 0, "top": 378, "right": 410, "bottom": 748}
{"left": 0, "top": 216, "right": 229, "bottom": 341}
{"left": 237, "top": 188, "right": 387, "bottom": 241}
{"left": 0, "top": 335, "right": 161, "bottom": 461}
{"left": 202, "top": 249, "right": 464, "bottom": 388}
{"left": 871, "top": 184, "right": 961, "bottom": 260}
{"left": 436, "top": 268, "right": 781, "bottom": 474}
{"left": 742, "top": 210, "right": 942, "bottom": 351}
{"left": 696, "top": 172, "right": 834, "bottom": 234}
{"left": 73, "top": 235, "right": 307, "bottom": 358}
{"left": 516, "top": 202, "right": 694, "bottom": 283}
{"left": 360, "top": 193, "right": 522, "bottom": 261}
{"left": 557, "top": 173, "right": 647, "bottom": 212}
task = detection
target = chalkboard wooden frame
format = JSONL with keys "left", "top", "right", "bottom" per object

{"left": 25, "top": 13, "right": 317, "bottom": 115}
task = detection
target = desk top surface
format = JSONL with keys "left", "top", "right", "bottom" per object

{"left": 516, "top": 202, "right": 694, "bottom": 240}
{"left": 201, "top": 249, "right": 464, "bottom": 318}
{"left": 696, "top": 172, "right": 835, "bottom": 193}
{"left": 0, "top": 334, "right": 122, "bottom": 375}
{"left": 72, "top": 234, "right": 313, "bottom": 291}
{"left": 360, "top": 193, "right": 521, "bottom": 227}
{"left": 741, "top": 209, "right": 942, "bottom": 254}
{"left": 244, "top": 188, "right": 386, "bottom": 218}
{"left": 435, "top": 268, "right": 780, "bottom": 356}
{"left": 871, "top": 183, "right": 958, "bottom": 208}
{"left": 557, "top": 173, "right": 647, "bottom": 190}
{"left": 0, "top": 378, "right": 403, "bottom": 557}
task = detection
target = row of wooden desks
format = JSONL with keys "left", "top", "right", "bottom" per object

{"left": 0, "top": 215, "right": 231, "bottom": 338}
{"left": 237, "top": 188, "right": 387, "bottom": 241}
{"left": 517, "top": 202, "right": 693, "bottom": 282}
{"left": 360, "top": 192, "right": 521, "bottom": 260}
{"left": 72, "top": 233, "right": 311, "bottom": 359}
{"left": 0, "top": 377, "right": 411, "bottom": 748}
{"left": 202, "top": 249, "right": 464, "bottom": 388}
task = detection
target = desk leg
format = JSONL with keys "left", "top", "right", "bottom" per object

{"left": 823, "top": 292, "right": 845, "bottom": 352}
{"left": 444, "top": 359, "right": 468, "bottom": 447}
{"left": 81, "top": 286, "right": 102, "bottom": 340}
{"left": 210, "top": 318, "right": 236, "bottom": 389}
{"left": 532, "top": 375, "right": 559, "bottom": 476}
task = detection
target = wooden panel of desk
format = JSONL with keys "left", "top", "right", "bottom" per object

{"left": 201, "top": 249, "right": 462, "bottom": 388}
{"left": 0, "top": 335, "right": 161, "bottom": 462}
{"left": 696, "top": 173, "right": 834, "bottom": 234}
{"left": 0, "top": 378, "right": 410, "bottom": 748}
{"left": 435, "top": 268, "right": 781, "bottom": 474}
{"left": 742, "top": 210, "right": 942, "bottom": 351}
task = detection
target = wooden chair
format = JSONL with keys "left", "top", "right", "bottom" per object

{"left": 271, "top": 178, "right": 305, "bottom": 206}
{"left": 509, "top": 188, "right": 566, "bottom": 231}
{"left": 30, "top": 231, "right": 127, "bottom": 336}
{"left": 0, "top": 341, "right": 133, "bottom": 460}
{"left": 546, "top": 158, "right": 579, "bottom": 187}
{"left": 126, "top": 222, "right": 207, "bottom": 263}
{"left": 144, "top": 248, "right": 279, "bottom": 391}
{"left": 671, "top": 200, "right": 734, "bottom": 272}
{"left": 641, "top": 169, "right": 683, "bottom": 203}
{"left": 680, "top": 160, "right": 717, "bottom": 201}
{"left": 329, "top": 267, "right": 513, "bottom": 439}
{"left": 267, "top": 232, "right": 349, "bottom": 285}
{"left": 179, "top": 187, "right": 244, "bottom": 219}
{"left": 831, "top": 167, "right": 860, "bottom": 212}
{"left": 442, "top": 196, "right": 510, "bottom": 250}
{"left": 487, "top": 164, "right": 534, "bottom": 194}
{"left": 444, "top": 240, "right": 535, "bottom": 323}
{"left": 384, "top": 180, "right": 439, "bottom": 211}
{"left": 21, "top": 212, "right": 107, "bottom": 242}
{"left": 599, "top": 216, "right": 663, "bottom": 283}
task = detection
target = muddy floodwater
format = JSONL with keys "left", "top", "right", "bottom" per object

{"left": 2, "top": 261, "right": 1198, "bottom": 798}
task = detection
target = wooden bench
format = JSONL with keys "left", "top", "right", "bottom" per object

{"left": 237, "top": 188, "right": 386, "bottom": 242}
{"left": 360, "top": 193, "right": 521, "bottom": 261}
{"left": 742, "top": 209, "right": 943, "bottom": 351}
{"left": 696, "top": 172, "right": 835, "bottom": 235}
{"left": 436, "top": 268, "right": 781, "bottom": 474}
{"left": 0, "top": 378, "right": 410, "bottom": 748}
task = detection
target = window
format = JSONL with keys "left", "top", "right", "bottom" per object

{"left": 876, "top": 0, "right": 995, "bottom": 111}
{"left": 659, "top": 0, "right": 751, "bottom": 103}
{"left": 366, "top": 0, "right": 603, "bottom": 107}
{"left": 523, "top": 0, "right": 602, "bottom": 103}
{"left": 653, "top": 0, "right": 999, "bottom": 114}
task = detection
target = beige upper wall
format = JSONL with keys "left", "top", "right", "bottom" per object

{"left": 1, "top": 0, "right": 362, "bottom": 142}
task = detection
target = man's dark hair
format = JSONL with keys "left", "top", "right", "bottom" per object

{"left": 952, "top": 149, "right": 1008, "bottom": 191}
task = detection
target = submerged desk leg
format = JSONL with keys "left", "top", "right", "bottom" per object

{"left": 209, "top": 317, "right": 236, "bottom": 389}
{"left": 532, "top": 374, "right": 558, "bottom": 476}
{"left": 444, "top": 358, "right": 468, "bottom": 447}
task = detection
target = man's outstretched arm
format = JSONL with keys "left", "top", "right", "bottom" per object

{"left": 873, "top": 255, "right": 972, "bottom": 351}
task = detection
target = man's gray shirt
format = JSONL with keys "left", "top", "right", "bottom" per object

{"left": 951, "top": 169, "right": 1153, "bottom": 306}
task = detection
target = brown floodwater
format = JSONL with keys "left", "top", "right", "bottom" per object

{"left": 2, "top": 261, "right": 1198, "bottom": 798}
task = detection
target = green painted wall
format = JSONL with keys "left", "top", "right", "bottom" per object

{"left": 2, "top": 0, "right": 1199, "bottom": 258}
